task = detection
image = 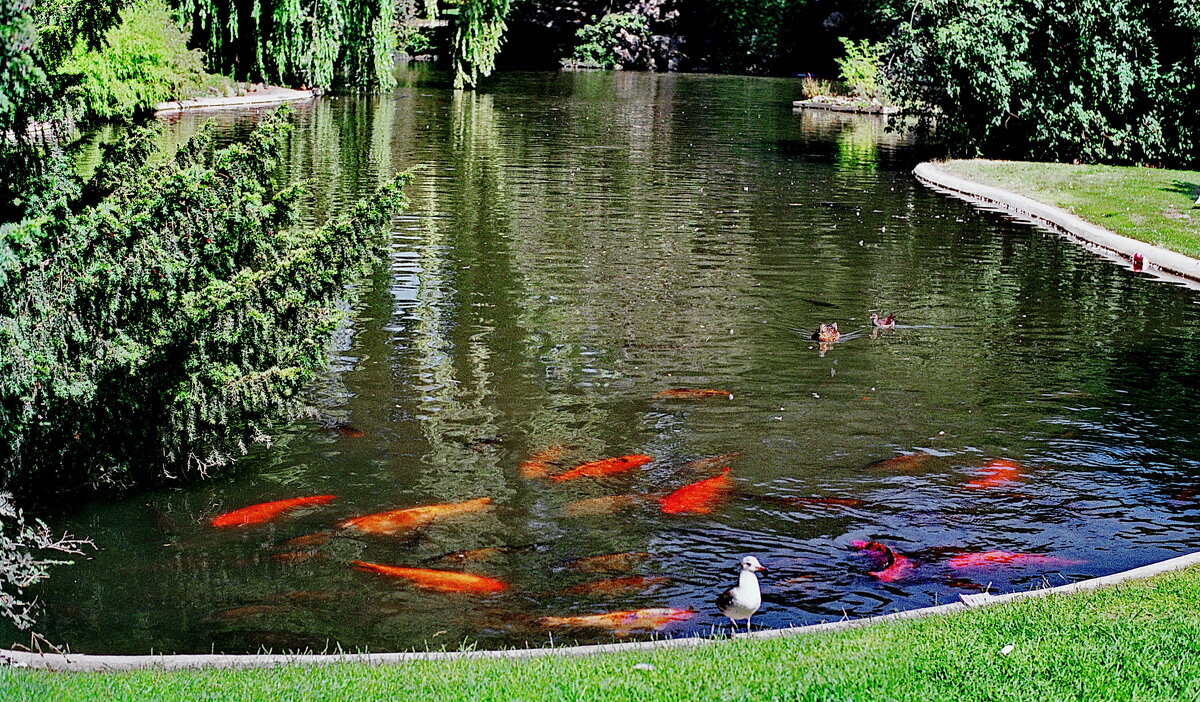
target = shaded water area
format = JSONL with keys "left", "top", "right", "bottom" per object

{"left": 19, "top": 69, "right": 1200, "bottom": 654}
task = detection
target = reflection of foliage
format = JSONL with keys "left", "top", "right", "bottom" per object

{"left": 568, "top": 12, "right": 650, "bottom": 69}
{"left": 887, "top": 0, "right": 1200, "bottom": 166}
{"left": 56, "top": 0, "right": 212, "bottom": 120}
{"left": 0, "top": 108, "right": 411, "bottom": 492}
{"left": 834, "top": 116, "right": 881, "bottom": 172}
{"left": 0, "top": 492, "right": 91, "bottom": 631}
{"left": 836, "top": 37, "right": 885, "bottom": 100}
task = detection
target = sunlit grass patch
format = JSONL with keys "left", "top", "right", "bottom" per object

{"left": 3, "top": 564, "right": 1200, "bottom": 700}
{"left": 937, "top": 159, "right": 1200, "bottom": 260}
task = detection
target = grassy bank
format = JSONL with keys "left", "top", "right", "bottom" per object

{"left": 3, "top": 565, "right": 1199, "bottom": 700}
{"left": 936, "top": 159, "right": 1200, "bottom": 260}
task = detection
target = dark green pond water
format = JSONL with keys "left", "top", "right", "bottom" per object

{"left": 21, "top": 68, "right": 1200, "bottom": 654}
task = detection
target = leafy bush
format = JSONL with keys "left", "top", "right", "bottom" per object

{"left": 55, "top": 0, "right": 211, "bottom": 120}
{"left": 887, "top": 0, "right": 1200, "bottom": 167}
{"left": 0, "top": 108, "right": 411, "bottom": 494}
{"left": 568, "top": 12, "right": 650, "bottom": 69}
{"left": 836, "top": 37, "right": 886, "bottom": 99}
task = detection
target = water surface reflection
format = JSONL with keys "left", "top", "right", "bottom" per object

{"left": 24, "top": 68, "right": 1200, "bottom": 654}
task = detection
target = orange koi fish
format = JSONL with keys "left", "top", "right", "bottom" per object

{"left": 210, "top": 495, "right": 337, "bottom": 528}
{"left": 519, "top": 444, "right": 574, "bottom": 479}
{"left": 340, "top": 497, "right": 493, "bottom": 536}
{"left": 538, "top": 608, "right": 694, "bottom": 634}
{"left": 565, "top": 551, "right": 653, "bottom": 573}
{"left": 559, "top": 575, "right": 670, "bottom": 597}
{"left": 335, "top": 424, "right": 365, "bottom": 438}
{"left": 866, "top": 454, "right": 932, "bottom": 471}
{"left": 660, "top": 467, "right": 734, "bottom": 515}
{"left": 351, "top": 561, "right": 507, "bottom": 594}
{"left": 550, "top": 455, "right": 654, "bottom": 482}
{"left": 653, "top": 388, "right": 734, "bottom": 400}
{"left": 560, "top": 494, "right": 656, "bottom": 517}
{"left": 681, "top": 452, "right": 744, "bottom": 472}
{"left": 964, "top": 459, "right": 1022, "bottom": 490}
{"left": 947, "top": 551, "right": 1084, "bottom": 569}
{"left": 850, "top": 540, "right": 914, "bottom": 582}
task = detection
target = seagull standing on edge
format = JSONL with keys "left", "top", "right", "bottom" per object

{"left": 716, "top": 556, "right": 767, "bottom": 634}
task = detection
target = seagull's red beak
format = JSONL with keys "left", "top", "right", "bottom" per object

{"left": 754, "top": 564, "right": 768, "bottom": 572}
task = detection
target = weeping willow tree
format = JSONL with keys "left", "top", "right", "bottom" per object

{"left": 450, "top": 0, "right": 509, "bottom": 89}
{"left": 174, "top": 0, "right": 510, "bottom": 90}
{"left": 175, "top": 0, "right": 398, "bottom": 89}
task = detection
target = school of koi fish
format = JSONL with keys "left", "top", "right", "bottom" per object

{"left": 204, "top": 381, "right": 1086, "bottom": 639}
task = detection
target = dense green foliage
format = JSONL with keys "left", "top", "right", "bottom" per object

{"left": 56, "top": 0, "right": 211, "bottom": 119}
{"left": 887, "top": 0, "right": 1200, "bottom": 166}
{"left": 6, "top": 566, "right": 1200, "bottom": 698}
{"left": 450, "top": 0, "right": 509, "bottom": 89}
{"left": 695, "top": 0, "right": 806, "bottom": 74}
{"left": 567, "top": 12, "right": 649, "bottom": 69}
{"left": 174, "top": 0, "right": 509, "bottom": 90}
{"left": 178, "top": 0, "right": 398, "bottom": 90}
{"left": 835, "top": 37, "right": 885, "bottom": 99}
{"left": 0, "top": 109, "right": 411, "bottom": 493}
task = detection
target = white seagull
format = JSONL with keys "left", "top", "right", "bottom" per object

{"left": 715, "top": 555, "right": 767, "bottom": 634}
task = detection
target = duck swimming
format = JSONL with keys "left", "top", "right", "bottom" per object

{"left": 813, "top": 323, "right": 840, "bottom": 343}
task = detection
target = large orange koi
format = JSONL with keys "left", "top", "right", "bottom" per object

{"left": 559, "top": 575, "right": 670, "bottom": 597}
{"left": 550, "top": 455, "right": 653, "bottom": 482}
{"left": 565, "top": 551, "right": 653, "bottom": 573}
{"left": 850, "top": 540, "right": 914, "bottom": 582}
{"left": 210, "top": 495, "right": 337, "bottom": 528}
{"left": 660, "top": 467, "right": 734, "bottom": 514}
{"left": 339, "top": 497, "right": 493, "bottom": 535}
{"left": 351, "top": 561, "right": 507, "bottom": 594}
{"left": 964, "top": 459, "right": 1022, "bottom": 490}
{"left": 653, "top": 388, "right": 734, "bottom": 400}
{"left": 947, "top": 551, "right": 1084, "bottom": 569}
{"left": 538, "top": 607, "right": 694, "bottom": 634}
{"left": 519, "top": 445, "right": 574, "bottom": 479}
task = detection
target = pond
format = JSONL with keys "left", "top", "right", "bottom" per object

{"left": 18, "top": 68, "right": 1200, "bottom": 654}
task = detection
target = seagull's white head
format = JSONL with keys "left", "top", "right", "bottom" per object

{"left": 739, "top": 556, "right": 767, "bottom": 573}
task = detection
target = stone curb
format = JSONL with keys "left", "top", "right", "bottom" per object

{"left": 913, "top": 162, "right": 1200, "bottom": 290}
{"left": 5, "top": 551, "right": 1199, "bottom": 672}
{"left": 154, "top": 89, "right": 317, "bottom": 115}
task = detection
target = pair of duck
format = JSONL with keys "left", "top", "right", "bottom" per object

{"left": 812, "top": 313, "right": 895, "bottom": 344}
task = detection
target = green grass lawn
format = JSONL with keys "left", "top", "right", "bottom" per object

{"left": 935, "top": 159, "right": 1200, "bottom": 260}
{"left": 3, "top": 565, "right": 1200, "bottom": 700}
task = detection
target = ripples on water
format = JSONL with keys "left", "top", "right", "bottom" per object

{"left": 26, "top": 68, "right": 1200, "bottom": 654}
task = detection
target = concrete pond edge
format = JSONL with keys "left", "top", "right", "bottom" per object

{"left": 154, "top": 87, "right": 317, "bottom": 116}
{"left": 912, "top": 161, "right": 1200, "bottom": 291}
{"left": 5, "top": 550, "right": 1200, "bottom": 672}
